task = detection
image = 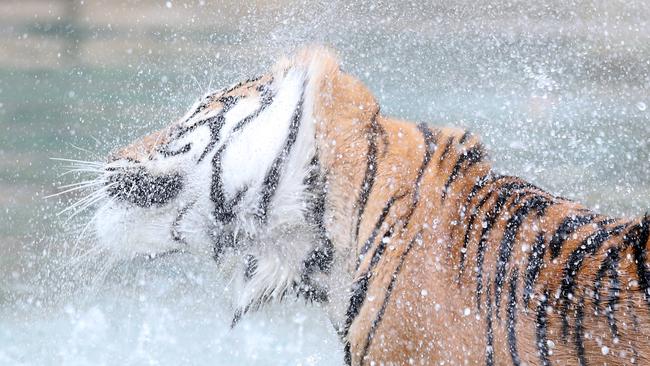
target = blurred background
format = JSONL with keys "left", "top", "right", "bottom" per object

{"left": 0, "top": 0, "right": 648, "bottom": 365}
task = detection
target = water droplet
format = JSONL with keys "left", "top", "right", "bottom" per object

{"left": 547, "top": 340, "right": 555, "bottom": 349}
{"left": 636, "top": 101, "right": 647, "bottom": 111}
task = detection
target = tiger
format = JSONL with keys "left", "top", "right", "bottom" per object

{"left": 84, "top": 46, "right": 650, "bottom": 365}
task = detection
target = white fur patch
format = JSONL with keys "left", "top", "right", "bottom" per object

{"left": 93, "top": 50, "right": 349, "bottom": 324}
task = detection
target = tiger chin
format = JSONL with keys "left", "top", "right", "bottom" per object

{"left": 88, "top": 46, "right": 650, "bottom": 365}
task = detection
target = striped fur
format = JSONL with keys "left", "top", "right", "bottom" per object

{"left": 93, "top": 47, "right": 650, "bottom": 365}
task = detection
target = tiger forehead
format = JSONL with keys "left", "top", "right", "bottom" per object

{"left": 204, "top": 74, "right": 273, "bottom": 111}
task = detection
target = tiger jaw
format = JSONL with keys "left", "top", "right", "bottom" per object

{"left": 93, "top": 191, "right": 211, "bottom": 259}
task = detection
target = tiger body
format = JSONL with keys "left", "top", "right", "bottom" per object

{"left": 90, "top": 47, "right": 650, "bottom": 365}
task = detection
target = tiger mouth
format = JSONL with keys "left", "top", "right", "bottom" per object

{"left": 106, "top": 167, "right": 184, "bottom": 208}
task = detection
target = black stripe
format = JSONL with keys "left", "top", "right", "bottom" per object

{"left": 459, "top": 187, "right": 496, "bottom": 280}
{"left": 212, "top": 231, "right": 234, "bottom": 263}
{"left": 221, "top": 74, "right": 263, "bottom": 96}
{"left": 171, "top": 201, "right": 196, "bottom": 244}
{"left": 475, "top": 182, "right": 532, "bottom": 308}
{"left": 356, "top": 196, "right": 399, "bottom": 269}
{"left": 186, "top": 99, "right": 210, "bottom": 122}
{"left": 207, "top": 115, "right": 250, "bottom": 223}
{"left": 442, "top": 143, "right": 485, "bottom": 200}
{"left": 627, "top": 296, "right": 641, "bottom": 363}
{"left": 173, "top": 120, "right": 202, "bottom": 141}
{"left": 485, "top": 273, "right": 495, "bottom": 366}
{"left": 303, "top": 242, "right": 333, "bottom": 274}
{"left": 183, "top": 87, "right": 240, "bottom": 126}
{"left": 593, "top": 247, "right": 613, "bottom": 312}
{"left": 457, "top": 174, "right": 510, "bottom": 280}
{"left": 174, "top": 86, "right": 248, "bottom": 141}
{"left": 343, "top": 274, "right": 369, "bottom": 341}
{"left": 231, "top": 88, "right": 274, "bottom": 132}
{"left": 231, "top": 307, "right": 246, "bottom": 328}
{"left": 196, "top": 96, "right": 240, "bottom": 162}
{"left": 459, "top": 130, "right": 472, "bottom": 144}
{"left": 197, "top": 115, "right": 227, "bottom": 162}
{"left": 438, "top": 136, "right": 455, "bottom": 164}
{"left": 207, "top": 90, "right": 275, "bottom": 235}
{"left": 494, "top": 195, "right": 550, "bottom": 317}
{"left": 303, "top": 155, "right": 334, "bottom": 274}
{"left": 257, "top": 82, "right": 306, "bottom": 222}
{"left": 230, "top": 290, "right": 274, "bottom": 328}
{"left": 460, "top": 173, "right": 495, "bottom": 219}
{"left": 158, "top": 142, "right": 192, "bottom": 158}
{"left": 294, "top": 278, "right": 329, "bottom": 303}
{"left": 417, "top": 122, "right": 438, "bottom": 161}
{"left": 559, "top": 224, "right": 627, "bottom": 340}
{"left": 198, "top": 87, "right": 274, "bottom": 162}
{"left": 359, "top": 233, "right": 419, "bottom": 363}
{"left": 604, "top": 248, "right": 621, "bottom": 340}
{"left": 215, "top": 187, "right": 248, "bottom": 223}
{"left": 343, "top": 341, "right": 352, "bottom": 366}
{"left": 574, "top": 297, "right": 587, "bottom": 366}
{"left": 549, "top": 214, "right": 597, "bottom": 259}
{"left": 523, "top": 232, "right": 546, "bottom": 307}
{"left": 535, "top": 290, "right": 551, "bottom": 366}
{"left": 507, "top": 268, "right": 521, "bottom": 366}
{"left": 209, "top": 144, "right": 228, "bottom": 220}
{"left": 243, "top": 254, "right": 257, "bottom": 281}
{"left": 343, "top": 223, "right": 396, "bottom": 341}
{"left": 354, "top": 108, "right": 382, "bottom": 241}
{"left": 627, "top": 216, "right": 650, "bottom": 309}
{"left": 401, "top": 124, "right": 438, "bottom": 227}
{"left": 593, "top": 244, "right": 624, "bottom": 342}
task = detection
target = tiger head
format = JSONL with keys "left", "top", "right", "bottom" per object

{"left": 93, "top": 47, "right": 379, "bottom": 318}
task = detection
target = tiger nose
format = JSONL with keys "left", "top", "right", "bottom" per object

{"left": 107, "top": 129, "right": 169, "bottom": 163}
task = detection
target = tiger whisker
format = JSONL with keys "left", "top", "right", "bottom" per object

{"left": 57, "top": 188, "right": 106, "bottom": 213}
{"left": 60, "top": 243, "right": 104, "bottom": 272}
{"left": 57, "top": 178, "right": 104, "bottom": 189}
{"left": 64, "top": 194, "right": 109, "bottom": 222}
{"left": 58, "top": 184, "right": 113, "bottom": 218}
{"left": 50, "top": 157, "right": 104, "bottom": 166}
{"left": 86, "top": 256, "right": 117, "bottom": 290}
{"left": 58, "top": 168, "right": 104, "bottom": 177}
{"left": 72, "top": 200, "right": 111, "bottom": 248}
{"left": 45, "top": 181, "right": 105, "bottom": 199}
{"left": 68, "top": 143, "right": 103, "bottom": 160}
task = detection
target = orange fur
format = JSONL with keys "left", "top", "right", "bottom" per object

{"left": 111, "top": 47, "right": 650, "bottom": 365}
{"left": 304, "top": 49, "right": 650, "bottom": 365}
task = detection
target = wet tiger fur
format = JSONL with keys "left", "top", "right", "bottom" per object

{"left": 88, "top": 47, "right": 650, "bottom": 365}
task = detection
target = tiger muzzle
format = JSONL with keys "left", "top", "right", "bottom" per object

{"left": 106, "top": 168, "right": 183, "bottom": 208}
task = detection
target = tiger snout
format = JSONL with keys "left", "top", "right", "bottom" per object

{"left": 106, "top": 168, "right": 183, "bottom": 208}
{"left": 107, "top": 128, "right": 170, "bottom": 163}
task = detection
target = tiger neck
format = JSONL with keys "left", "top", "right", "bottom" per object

{"left": 319, "top": 115, "right": 493, "bottom": 328}
{"left": 351, "top": 118, "right": 490, "bottom": 270}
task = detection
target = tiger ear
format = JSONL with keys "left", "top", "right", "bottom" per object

{"left": 293, "top": 47, "right": 377, "bottom": 125}
{"left": 270, "top": 45, "right": 341, "bottom": 86}
{"left": 270, "top": 45, "right": 378, "bottom": 134}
